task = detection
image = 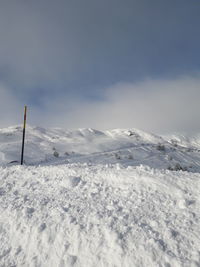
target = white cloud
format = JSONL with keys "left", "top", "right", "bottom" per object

{"left": 0, "top": 75, "right": 200, "bottom": 133}
{"left": 25, "top": 75, "right": 200, "bottom": 134}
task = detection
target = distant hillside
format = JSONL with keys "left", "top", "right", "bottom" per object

{"left": 1, "top": 125, "right": 200, "bottom": 172}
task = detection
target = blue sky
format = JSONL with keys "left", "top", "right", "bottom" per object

{"left": 0, "top": 0, "right": 200, "bottom": 133}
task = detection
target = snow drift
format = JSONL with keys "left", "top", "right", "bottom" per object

{"left": 0, "top": 126, "right": 200, "bottom": 266}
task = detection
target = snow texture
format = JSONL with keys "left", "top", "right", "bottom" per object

{"left": 0, "top": 126, "right": 200, "bottom": 266}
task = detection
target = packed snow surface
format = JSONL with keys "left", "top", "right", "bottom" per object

{"left": 0, "top": 126, "right": 200, "bottom": 266}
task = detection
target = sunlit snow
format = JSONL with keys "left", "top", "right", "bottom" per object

{"left": 0, "top": 126, "right": 200, "bottom": 266}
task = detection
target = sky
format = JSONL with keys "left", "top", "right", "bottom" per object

{"left": 0, "top": 0, "right": 200, "bottom": 134}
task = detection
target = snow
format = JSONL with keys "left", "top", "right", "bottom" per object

{"left": 0, "top": 126, "right": 200, "bottom": 266}
{"left": 1, "top": 125, "right": 200, "bottom": 172}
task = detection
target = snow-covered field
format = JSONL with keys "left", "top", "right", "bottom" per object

{"left": 0, "top": 126, "right": 200, "bottom": 266}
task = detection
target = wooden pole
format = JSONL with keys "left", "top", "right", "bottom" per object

{"left": 21, "top": 106, "right": 27, "bottom": 165}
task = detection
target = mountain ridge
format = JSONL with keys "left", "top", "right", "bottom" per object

{"left": 1, "top": 125, "right": 200, "bottom": 172}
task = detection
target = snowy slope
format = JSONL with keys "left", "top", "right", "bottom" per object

{"left": 0, "top": 126, "right": 200, "bottom": 266}
{"left": 1, "top": 125, "right": 200, "bottom": 172}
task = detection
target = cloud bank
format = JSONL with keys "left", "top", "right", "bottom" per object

{"left": 1, "top": 75, "right": 199, "bottom": 134}
{"left": 45, "top": 75, "right": 200, "bottom": 134}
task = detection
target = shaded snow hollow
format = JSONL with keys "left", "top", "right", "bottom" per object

{"left": 0, "top": 126, "right": 200, "bottom": 266}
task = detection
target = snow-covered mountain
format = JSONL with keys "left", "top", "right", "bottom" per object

{"left": 0, "top": 126, "right": 200, "bottom": 266}
{"left": 1, "top": 125, "right": 200, "bottom": 171}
